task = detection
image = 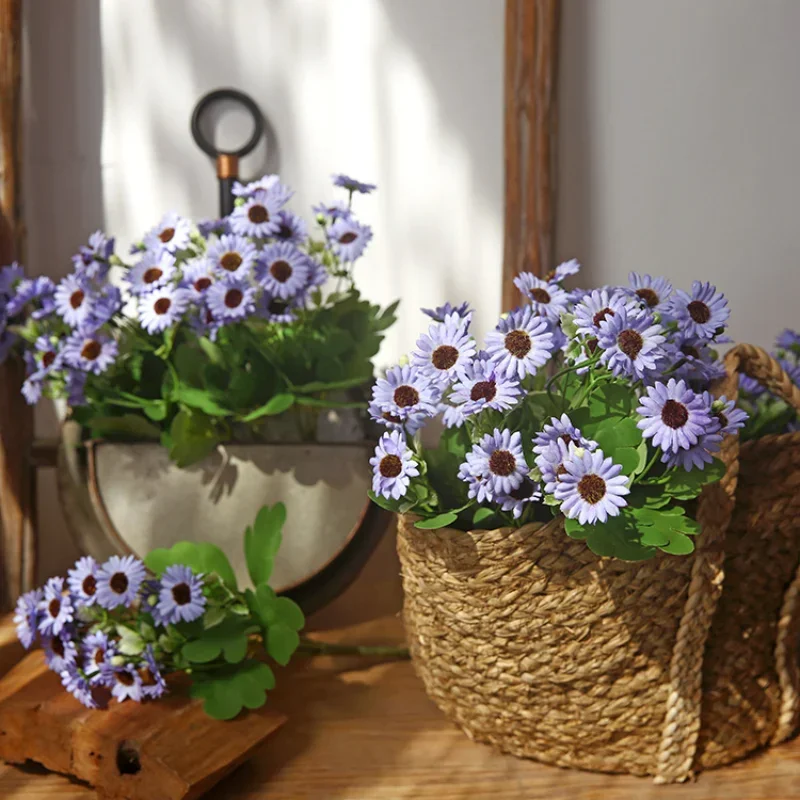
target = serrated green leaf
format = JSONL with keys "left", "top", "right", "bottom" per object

{"left": 414, "top": 512, "right": 458, "bottom": 530}
{"left": 267, "top": 624, "right": 300, "bottom": 666}
{"left": 244, "top": 503, "right": 286, "bottom": 587}
{"left": 241, "top": 393, "right": 296, "bottom": 422}
{"left": 145, "top": 540, "right": 238, "bottom": 590}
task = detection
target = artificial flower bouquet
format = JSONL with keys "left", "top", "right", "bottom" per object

{"left": 14, "top": 504, "right": 304, "bottom": 720}
{"left": 368, "top": 263, "right": 749, "bottom": 559}
{"left": 0, "top": 174, "right": 396, "bottom": 466}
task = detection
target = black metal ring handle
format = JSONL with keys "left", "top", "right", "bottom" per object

{"left": 190, "top": 88, "right": 264, "bottom": 158}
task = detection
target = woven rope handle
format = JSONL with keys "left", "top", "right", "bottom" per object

{"left": 655, "top": 344, "right": 800, "bottom": 783}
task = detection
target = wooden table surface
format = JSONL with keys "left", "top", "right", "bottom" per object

{"left": 2, "top": 531, "right": 800, "bottom": 799}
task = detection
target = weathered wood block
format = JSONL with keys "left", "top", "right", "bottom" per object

{"left": 0, "top": 651, "right": 286, "bottom": 800}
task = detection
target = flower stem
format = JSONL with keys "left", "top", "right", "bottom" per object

{"left": 297, "top": 638, "right": 410, "bottom": 659}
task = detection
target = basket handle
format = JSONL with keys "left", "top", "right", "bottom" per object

{"left": 655, "top": 343, "right": 800, "bottom": 783}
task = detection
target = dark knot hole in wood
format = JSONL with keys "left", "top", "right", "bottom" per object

{"left": 116, "top": 740, "right": 142, "bottom": 775}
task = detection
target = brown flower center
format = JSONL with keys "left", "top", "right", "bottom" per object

{"left": 94, "top": 648, "right": 105, "bottom": 665}
{"left": 82, "top": 575, "right": 97, "bottom": 596}
{"left": 617, "top": 329, "right": 644, "bottom": 359}
{"left": 681, "top": 344, "right": 700, "bottom": 359}
{"left": 194, "top": 277, "right": 212, "bottom": 292}
{"left": 270, "top": 260, "right": 292, "bottom": 283}
{"left": 577, "top": 474, "right": 607, "bottom": 504}
{"left": 81, "top": 340, "right": 102, "bottom": 361}
{"left": 225, "top": 289, "right": 244, "bottom": 309}
{"left": 586, "top": 338, "right": 599, "bottom": 354}
{"left": 139, "top": 667, "right": 157, "bottom": 687}
{"left": 42, "top": 351, "right": 56, "bottom": 368}
{"left": 379, "top": 454, "right": 403, "bottom": 478}
{"left": 531, "top": 287, "right": 551, "bottom": 304}
{"left": 52, "top": 636, "right": 65, "bottom": 657}
{"left": 510, "top": 477, "right": 536, "bottom": 501}
{"left": 70, "top": 290, "right": 85, "bottom": 309}
{"left": 661, "top": 399, "right": 689, "bottom": 429}
{"left": 393, "top": 385, "right": 419, "bottom": 408}
{"left": 688, "top": 300, "right": 711, "bottom": 324}
{"left": 636, "top": 288, "right": 659, "bottom": 307}
{"left": 338, "top": 232, "right": 358, "bottom": 244}
{"left": 470, "top": 380, "right": 497, "bottom": 402}
{"left": 171, "top": 583, "right": 191, "bottom": 605}
{"left": 556, "top": 464, "right": 568, "bottom": 477}
{"left": 117, "top": 671, "right": 134, "bottom": 687}
{"left": 143, "top": 267, "right": 163, "bottom": 284}
{"left": 431, "top": 345, "right": 459, "bottom": 371}
{"left": 489, "top": 449, "right": 516, "bottom": 477}
{"left": 277, "top": 224, "right": 292, "bottom": 239}
{"left": 220, "top": 252, "right": 243, "bottom": 272}
{"left": 716, "top": 410, "right": 728, "bottom": 428}
{"left": 48, "top": 598, "right": 61, "bottom": 618}
{"left": 154, "top": 298, "right": 172, "bottom": 315}
{"left": 592, "top": 307, "right": 614, "bottom": 327}
{"left": 382, "top": 411, "right": 402, "bottom": 424}
{"left": 248, "top": 205, "right": 269, "bottom": 224}
{"left": 109, "top": 572, "right": 129, "bottom": 595}
{"left": 505, "top": 330, "right": 531, "bottom": 358}
{"left": 158, "top": 227, "right": 175, "bottom": 243}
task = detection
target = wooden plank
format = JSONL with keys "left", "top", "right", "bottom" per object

{"left": 502, "top": 0, "right": 560, "bottom": 310}
{"left": 2, "top": 614, "right": 799, "bottom": 799}
{"left": 0, "top": 0, "right": 34, "bottom": 612}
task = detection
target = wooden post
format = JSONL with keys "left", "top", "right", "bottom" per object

{"left": 0, "top": 0, "right": 34, "bottom": 611}
{"left": 502, "top": 0, "right": 561, "bottom": 310}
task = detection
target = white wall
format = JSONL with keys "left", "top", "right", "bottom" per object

{"left": 557, "top": 0, "right": 800, "bottom": 349}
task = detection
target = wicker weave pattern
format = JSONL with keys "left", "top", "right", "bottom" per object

{"left": 398, "top": 345, "right": 800, "bottom": 780}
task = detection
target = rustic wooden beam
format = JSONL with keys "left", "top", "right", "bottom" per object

{"left": 502, "top": 0, "right": 561, "bottom": 310}
{"left": 0, "top": 0, "right": 34, "bottom": 611}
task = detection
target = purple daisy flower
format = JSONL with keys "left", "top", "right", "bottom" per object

{"left": 255, "top": 243, "right": 310, "bottom": 299}
{"left": 535, "top": 438, "right": 578, "bottom": 495}
{"left": 60, "top": 664, "right": 98, "bottom": 708}
{"left": 65, "top": 369, "right": 88, "bottom": 407}
{"left": 369, "top": 364, "right": 441, "bottom": 433}
{"left": 181, "top": 258, "right": 216, "bottom": 301}
{"left": 484, "top": 306, "right": 554, "bottom": 380}
{"left": 670, "top": 281, "right": 730, "bottom": 340}
{"left": 54, "top": 274, "right": 94, "bottom": 328}
{"left": 271, "top": 209, "right": 308, "bottom": 245}
{"left": 636, "top": 379, "right": 714, "bottom": 453}
{"left": 14, "top": 588, "right": 43, "bottom": 649}
{"left": 628, "top": 273, "right": 673, "bottom": 313}
{"left": 197, "top": 218, "right": 231, "bottom": 238}
{"left": 126, "top": 250, "right": 177, "bottom": 296}
{"left": 573, "top": 288, "right": 638, "bottom": 338}
{"left": 231, "top": 175, "right": 280, "bottom": 198}
{"left": 156, "top": 565, "right": 206, "bottom": 624}
{"left": 327, "top": 217, "right": 373, "bottom": 262}
{"left": 370, "top": 431, "right": 419, "bottom": 500}
{"left": 256, "top": 292, "right": 300, "bottom": 324}
{"left": 96, "top": 555, "right": 147, "bottom": 609}
{"left": 83, "top": 631, "right": 116, "bottom": 678}
{"left": 313, "top": 200, "right": 352, "bottom": 222}
{"left": 332, "top": 174, "right": 377, "bottom": 194}
{"left": 779, "top": 357, "right": 800, "bottom": 387}
{"left": 6, "top": 276, "right": 56, "bottom": 319}
{"left": 206, "top": 233, "right": 258, "bottom": 279}
{"left": 21, "top": 375, "right": 43, "bottom": 405}
{"left": 143, "top": 211, "right": 193, "bottom": 253}
{"left": 554, "top": 448, "right": 630, "bottom": 525}
{"left": 442, "top": 403, "right": 467, "bottom": 429}
{"left": 101, "top": 662, "right": 144, "bottom": 703}
{"left": 86, "top": 284, "right": 123, "bottom": 330}
{"left": 140, "top": 646, "right": 167, "bottom": 699}
{"left": 739, "top": 373, "right": 764, "bottom": 398}
{"left": 304, "top": 257, "right": 327, "bottom": 290}
{"left": 411, "top": 313, "right": 476, "bottom": 384}
{"left": 67, "top": 555, "right": 100, "bottom": 606}
{"left": 775, "top": 329, "right": 800, "bottom": 352}
{"left": 138, "top": 286, "right": 190, "bottom": 334}
{"left": 532, "top": 413, "right": 598, "bottom": 455}
{"left": 513, "top": 273, "right": 570, "bottom": 322}
{"left": 0, "top": 262, "right": 24, "bottom": 294}
{"left": 44, "top": 633, "right": 79, "bottom": 674}
{"left": 38, "top": 577, "right": 73, "bottom": 637}
{"left": 72, "top": 231, "right": 114, "bottom": 280}
{"left": 63, "top": 331, "right": 118, "bottom": 375}
{"left": 671, "top": 337, "right": 726, "bottom": 385}
{"left": 496, "top": 477, "right": 542, "bottom": 519}
{"left": 230, "top": 189, "right": 283, "bottom": 238}
{"left": 421, "top": 301, "right": 473, "bottom": 323}
{"left": 544, "top": 258, "right": 581, "bottom": 283}
{"left": 661, "top": 432, "right": 724, "bottom": 472}
{"left": 461, "top": 428, "right": 529, "bottom": 503}
{"left": 449, "top": 358, "right": 521, "bottom": 417}
{"left": 597, "top": 307, "right": 667, "bottom": 381}
{"left": 206, "top": 277, "right": 256, "bottom": 322}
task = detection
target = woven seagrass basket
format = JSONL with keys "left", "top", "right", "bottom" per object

{"left": 397, "top": 344, "right": 800, "bottom": 782}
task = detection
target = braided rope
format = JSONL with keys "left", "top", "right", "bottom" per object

{"left": 772, "top": 559, "right": 800, "bottom": 744}
{"left": 655, "top": 344, "right": 800, "bottom": 782}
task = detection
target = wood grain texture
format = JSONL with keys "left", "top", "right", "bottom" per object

{"left": 2, "top": 614, "right": 799, "bottom": 799}
{"left": 0, "top": 0, "right": 34, "bottom": 613}
{"left": 502, "top": 0, "right": 560, "bottom": 310}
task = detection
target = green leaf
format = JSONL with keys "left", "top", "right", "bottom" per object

{"left": 659, "top": 532, "right": 695, "bottom": 555}
{"left": 241, "top": 393, "right": 296, "bottom": 422}
{"left": 181, "top": 616, "right": 250, "bottom": 664}
{"left": 373, "top": 299, "right": 400, "bottom": 331}
{"left": 143, "top": 401, "right": 168, "bottom": 422}
{"left": 586, "top": 383, "right": 639, "bottom": 419}
{"left": 414, "top": 512, "right": 458, "bottom": 530}
{"left": 168, "top": 411, "right": 220, "bottom": 467}
{"left": 245, "top": 584, "right": 305, "bottom": 633}
{"left": 174, "top": 384, "right": 231, "bottom": 416}
{"left": 579, "top": 513, "right": 657, "bottom": 561}
{"left": 88, "top": 414, "right": 161, "bottom": 441}
{"left": 656, "top": 459, "right": 726, "bottom": 499}
{"left": 613, "top": 447, "right": 641, "bottom": 474}
{"left": 272, "top": 597, "right": 305, "bottom": 631}
{"left": 189, "top": 660, "right": 275, "bottom": 720}
{"left": 368, "top": 489, "right": 402, "bottom": 513}
{"left": 564, "top": 517, "right": 587, "bottom": 539}
{"left": 116, "top": 627, "right": 145, "bottom": 656}
{"left": 244, "top": 503, "right": 286, "bottom": 587}
{"left": 586, "top": 416, "right": 643, "bottom": 451}
{"left": 145, "top": 540, "right": 238, "bottom": 590}
{"left": 291, "top": 375, "right": 371, "bottom": 394}
{"left": 203, "top": 606, "right": 227, "bottom": 630}
{"left": 294, "top": 396, "right": 365, "bottom": 410}
{"left": 198, "top": 336, "right": 225, "bottom": 366}
{"left": 173, "top": 343, "right": 207, "bottom": 386}
{"left": 266, "top": 624, "right": 300, "bottom": 666}
{"left": 472, "top": 507, "right": 495, "bottom": 525}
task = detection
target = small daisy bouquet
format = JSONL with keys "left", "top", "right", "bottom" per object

{"left": 738, "top": 328, "right": 800, "bottom": 439}
{"left": 368, "top": 263, "right": 751, "bottom": 560}
{"left": 0, "top": 173, "right": 396, "bottom": 466}
{"left": 13, "top": 504, "right": 305, "bottom": 720}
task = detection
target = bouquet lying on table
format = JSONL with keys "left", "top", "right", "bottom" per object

{"left": 365, "top": 263, "right": 791, "bottom": 560}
